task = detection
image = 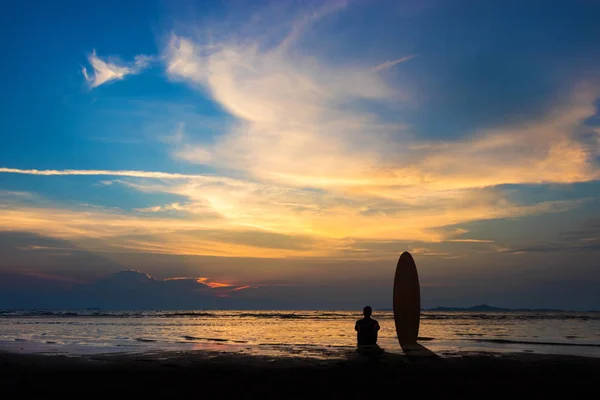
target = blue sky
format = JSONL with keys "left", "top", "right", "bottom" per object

{"left": 1, "top": 0, "right": 599, "bottom": 310}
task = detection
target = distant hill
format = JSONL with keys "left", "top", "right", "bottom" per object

{"left": 376, "top": 304, "right": 574, "bottom": 312}
{"left": 424, "top": 304, "right": 566, "bottom": 312}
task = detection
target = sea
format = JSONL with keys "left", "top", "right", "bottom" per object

{"left": 1, "top": 310, "right": 599, "bottom": 359}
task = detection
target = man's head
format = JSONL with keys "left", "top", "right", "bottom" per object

{"left": 363, "top": 306, "right": 372, "bottom": 317}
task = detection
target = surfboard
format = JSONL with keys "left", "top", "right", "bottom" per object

{"left": 393, "top": 251, "right": 421, "bottom": 347}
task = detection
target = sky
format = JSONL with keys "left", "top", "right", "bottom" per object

{"left": 0, "top": 0, "right": 599, "bottom": 310}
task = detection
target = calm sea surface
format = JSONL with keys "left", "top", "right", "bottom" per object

{"left": 1, "top": 310, "right": 599, "bottom": 358}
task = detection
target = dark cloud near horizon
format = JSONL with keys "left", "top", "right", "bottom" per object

{"left": 0, "top": 269, "right": 282, "bottom": 310}
{"left": 562, "top": 217, "right": 600, "bottom": 240}
{"left": 0, "top": 231, "right": 125, "bottom": 280}
{"left": 505, "top": 217, "right": 600, "bottom": 254}
{"left": 1, "top": 230, "right": 599, "bottom": 310}
{"left": 1, "top": 260, "right": 598, "bottom": 311}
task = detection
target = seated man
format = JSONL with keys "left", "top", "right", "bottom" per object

{"left": 355, "top": 306, "right": 382, "bottom": 354}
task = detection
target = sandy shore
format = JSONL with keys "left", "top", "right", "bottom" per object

{"left": 1, "top": 348, "right": 598, "bottom": 396}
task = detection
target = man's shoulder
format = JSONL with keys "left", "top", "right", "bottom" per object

{"left": 357, "top": 317, "right": 378, "bottom": 325}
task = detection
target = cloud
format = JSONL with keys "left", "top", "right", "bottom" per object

{"left": 562, "top": 217, "right": 600, "bottom": 241}
{"left": 133, "top": 54, "right": 153, "bottom": 69}
{"left": 373, "top": 55, "right": 417, "bottom": 71}
{"left": 0, "top": 175, "right": 589, "bottom": 260}
{"left": 134, "top": 202, "right": 186, "bottom": 213}
{"left": 0, "top": 167, "right": 203, "bottom": 180}
{"left": 3, "top": 1, "right": 599, "bottom": 261}
{"left": 153, "top": 4, "right": 600, "bottom": 255}
{"left": 163, "top": 29, "right": 402, "bottom": 191}
{"left": 163, "top": 1, "right": 398, "bottom": 182}
{"left": 0, "top": 190, "right": 34, "bottom": 199}
{"left": 162, "top": 4, "right": 600, "bottom": 196}
{"left": 0, "top": 268, "right": 257, "bottom": 309}
{"left": 81, "top": 50, "right": 152, "bottom": 88}
{"left": 445, "top": 239, "right": 495, "bottom": 243}
{"left": 0, "top": 195, "right": 340, "bottom": 258}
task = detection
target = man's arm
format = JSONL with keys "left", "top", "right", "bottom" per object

{"left": 355, "top": 322, "right": 360, "bottom": 332}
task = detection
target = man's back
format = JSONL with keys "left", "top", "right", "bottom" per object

{"left": 355, "top": 316, "right": 380, "bottom": 346}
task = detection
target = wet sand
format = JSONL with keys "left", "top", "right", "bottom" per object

{"left": 1, "top": 349, "right": 598, "bottom": 396}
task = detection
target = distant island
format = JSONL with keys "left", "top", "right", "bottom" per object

{"left": 379, "top": 304, "right": 599, "bottom": 312}
{"left": 424, "top": 304, "right": 567, "bottom": 312}
{"left": 425, "top": 304, "right": 600, "bottom": 312}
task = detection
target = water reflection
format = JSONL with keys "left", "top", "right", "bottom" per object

{"left": 1, "top": 310, "right": 598, "bottom": 358}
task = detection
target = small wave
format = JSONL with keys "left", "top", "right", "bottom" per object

{"left": 135, "top": 338, "right": 157, "bottom": 342}
{"left": 237, "top": 313, "right": 305, "bottom": 319}
{"left": 2, "top": 309, "right": 598, "bottom": 323}
{"left": 90, "top": 312, "right": 146, "bottom": 318}
{"left": 199, "top": 337, "right": 228, "bottom": 342}
{"left": 181, "top": 335, "right": 247, "bottom": 343}
{"left": 0, "top": 310, "right": 150, "bottom": 318}
{"left": 162, "top": 312, "right": 216, "bottom": 318}
{"left": 318, "top": 312, "right": 354, "bottom": 317}
{"left": 236, "top": 312, "right": 345, "bottom": 319}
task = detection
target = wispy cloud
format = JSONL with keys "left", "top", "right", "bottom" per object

{"left": 164, "top": 276, "right": 242, "bottom": 290}
{"left": 373, "top": 55, "right": 417, "bottom": 71}
{"left": 445, "top": 239, "right": 495, "bottom": 243}
{"left": 0, "top": 167, "right": 201, "bottom": 180}
{"left": 134, "top": 202, "right": 185, "bottom": 213}
{"left": 0, "top": 190, "right": 34, "bottom": 199}
{"left": 81, "top": 50, "right": 153, "bottom": 88}
{"left": 163, "top": 9, "right": 600, "bottom": 195}
{"left": 164, "top": 25, "right": 399, "bottom": 188}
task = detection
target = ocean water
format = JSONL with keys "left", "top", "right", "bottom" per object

{"left": 1, "top": 310, "right": 599, "bottom": 359}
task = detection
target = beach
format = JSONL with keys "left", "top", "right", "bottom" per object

{"left": 2, "top": 310, "right": 598, "bottom": 396}
{"left": 1, "top": 348, "right": 598, "bottom": 396}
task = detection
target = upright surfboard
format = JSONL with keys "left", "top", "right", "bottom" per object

{"left": 393, "top": 251, "right": 420, "bottom": 347}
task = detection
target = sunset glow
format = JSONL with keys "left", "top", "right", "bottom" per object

{"left": 1, "top": 0, "right": 599, "bottom": 310}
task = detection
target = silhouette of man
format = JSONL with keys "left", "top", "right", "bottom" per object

{"left": 355, "top": 306, "right": 380, "bottom": 346}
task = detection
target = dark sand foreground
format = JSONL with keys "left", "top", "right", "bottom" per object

{"left": 1, "top": 349, "right": 598, "bottom": 397}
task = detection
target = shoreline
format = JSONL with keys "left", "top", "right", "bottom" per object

{"left": 3, "top": 335, "right": 600, "bottom": 360}
{"left": 2, "top": 348, "right": 598, "bottom": 396}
